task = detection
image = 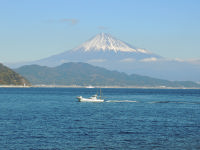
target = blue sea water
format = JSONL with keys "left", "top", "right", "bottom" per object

{"left": 0, "top": 88, "right": 200, "bottom": 150}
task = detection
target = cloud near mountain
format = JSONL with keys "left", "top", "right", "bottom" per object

{"left": 140, "top": 57, "right": 158, "bottom": 62}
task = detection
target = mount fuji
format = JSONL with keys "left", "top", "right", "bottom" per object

{"left": 32, "top": 33, "right": 162, "bottom": 66}
{"left": 11, "top": 33, "right": 200, "bottom": 81}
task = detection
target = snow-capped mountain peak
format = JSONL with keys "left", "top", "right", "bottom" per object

{"left": 74, "top": 33, "right": 149, "bottom": 53}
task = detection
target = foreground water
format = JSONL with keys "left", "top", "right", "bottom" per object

{"left": 0, "top": 88, "right": 200, "bottom": 149}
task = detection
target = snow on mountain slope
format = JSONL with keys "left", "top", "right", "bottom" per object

{"left": 74, "top": 33, "right": 150, "bottom": 54}
{"left": 27, "top": 32, "right": 161, "bottom": 67}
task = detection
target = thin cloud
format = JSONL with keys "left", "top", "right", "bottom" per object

{"left": 98, "top": 26, "right": 109, "bottom": 30}
{"left": 140, "top": 57, "right": 158, "bottom": 62}
{"left": 178, "top": 58, "right": 200, "bottom": 64}
{"left": 60, "top": 18, "right": 79, "bottom": 25}
{"left": 174, "top": 58, "right": 185, "bottom": 62}
{"left": 46, "top": 18, "right": 79, "bottom": 25}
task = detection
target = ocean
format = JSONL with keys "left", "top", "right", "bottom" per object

{"left": 0, "top": 88, "right": 200, "bottom": 149}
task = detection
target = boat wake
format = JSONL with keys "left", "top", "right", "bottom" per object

{"left": 148, "top": 101, "right": 200, "bottom": 105}
{"left": 105, "top": 100, "right": 200, "bottom": 104}
{"left": 106, "top": 100, "right": 137, "bottom": 103}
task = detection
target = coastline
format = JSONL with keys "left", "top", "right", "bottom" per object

{"left": 0, "top": 85, "right": 200, "bottom": 89}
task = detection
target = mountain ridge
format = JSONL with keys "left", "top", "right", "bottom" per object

{"left": 15, "top": 62, "right": 200, "bottom": 88}
{"left": 0, "top": 63, "right": 30, "bottom": 85}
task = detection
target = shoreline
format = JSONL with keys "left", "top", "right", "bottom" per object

{"left": 0, "top": 85, "right": 200, "bottom": 89}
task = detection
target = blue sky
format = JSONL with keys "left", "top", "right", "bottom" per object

{"left": 0, "top": 0, "right": 200, "bottom": 63}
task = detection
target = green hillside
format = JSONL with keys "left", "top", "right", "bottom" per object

{"left": 15, "top": 62, "right": 200, "bottom": 88}
{"left": 0, "top": 63, "right": 30, "bottom": 85}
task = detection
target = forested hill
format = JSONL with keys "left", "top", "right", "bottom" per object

{"left": 15, "top": 62, "right": 200, "bottom": 88}
{"left": 0, "top": 63, "right": 30, "bottom": 85}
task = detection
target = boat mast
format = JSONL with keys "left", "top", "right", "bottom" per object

{"left": 100, "top": 88, "right": 101, "bottom": 99}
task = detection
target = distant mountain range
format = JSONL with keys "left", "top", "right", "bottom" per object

{"left": 15, "top": 62, "right": 200, "bottom": 88}
{"left": 9, "top": 33, "right": 200, "bottom": 81}
{"left": 0, "top": 63, "right": 29, "bottom": 85}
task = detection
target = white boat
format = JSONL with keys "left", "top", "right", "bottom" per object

{"left": 85, "top": 85, "right": 95, "bottom": 88}
{"left": 77, "top": 89, "right": 104, "bottom": 102}
{"left": 77, "top": 95, "right": 104, "bottom": 102}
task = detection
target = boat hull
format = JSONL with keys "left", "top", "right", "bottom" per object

{"left": 77, "top": 96, "right": 104, "bottom": 102}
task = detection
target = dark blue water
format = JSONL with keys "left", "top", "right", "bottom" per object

{"left": 0, "top": 88, "right": 200, "bottom": 149}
